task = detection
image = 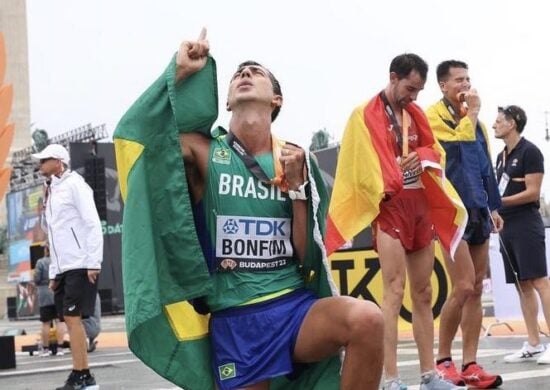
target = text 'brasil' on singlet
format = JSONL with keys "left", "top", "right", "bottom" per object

{"left": 199, "top": 133, "right": 304, "bottom": 312}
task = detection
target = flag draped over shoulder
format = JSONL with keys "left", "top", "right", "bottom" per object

{"left": 426, "top": 100, "right": 477, "bottom": 144}
{"left": 114, "top": 55, "right": 341, "bottom": 390}
{"left": 326, "top": 95, "right": 467, "bottom": 258}
{"left": 427, "top": 100, "right": 502, "bottom": 212}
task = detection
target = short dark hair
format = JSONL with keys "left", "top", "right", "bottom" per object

{"left": 235, "top": 61, "right": 282, "bottom": 122}
{"left": 498, "top": 105, "right": 527, "bottom": 133}
{"left": 436, "top": 60, "right": 468, "bottom": 83}
{"left": 389, "top": 53, "right": 428, "bottom": 81}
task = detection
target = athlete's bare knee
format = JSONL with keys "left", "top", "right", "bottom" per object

{"left": 347, "top": 301, "right": 383, "bottom": 341}
{"left": 453, "top": 279, "right": 475, "bottom": 302}
{"left": 470, "top": 280, "right": 484, "bottom": 299}
{"left": 411, "top": 283, "right": 432, "bottom": 307}
{"left": 384, "top": 279, "right": 405, "bottom": 306}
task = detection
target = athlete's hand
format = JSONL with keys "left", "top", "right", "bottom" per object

{"left": 280, "top": 144, "right": 306, "bottom": 190}
{"left": 463, "top": 88, "right": 481, "bottom": 114}
{"left": 400, "top": 151, "right": 421, "bottom": 173}
{"left": 176, "top": 27, "right": 210, "bottom": 82}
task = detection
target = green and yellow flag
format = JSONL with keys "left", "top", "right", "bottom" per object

{"left": 114, "top": 55, "right": 341, "bottom": 389}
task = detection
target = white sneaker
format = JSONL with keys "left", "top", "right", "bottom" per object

{"left": 504, "top": 341, "right": 546, "bottom": 363}
{"left": 383, "top": 378, "right": 408, "bottom": 390}
{"left": 419, "top": 372, "right": 466, "bottom": 390}
{"left": 537, "top": 344, "right": 550, "bottom": 364}
{"left": 55, "top": 347, "right": 65, "bottom": 356}
{"left": 39, "top": 349, "right": 51, "bottom": 357}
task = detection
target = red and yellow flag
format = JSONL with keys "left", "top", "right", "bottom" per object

{"left": 326, "top": 95, "right": 466, "bottom": 257}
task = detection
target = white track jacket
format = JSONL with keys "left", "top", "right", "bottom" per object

{"left": 44, "top": 170, "right": 103, "bottom": 279}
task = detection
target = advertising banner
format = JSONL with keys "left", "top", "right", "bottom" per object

{"left": 6, "top": 184, "right": 45, "bottom": 317}
{"left": 6, "top": 184, "right": 45, "bottom": 282}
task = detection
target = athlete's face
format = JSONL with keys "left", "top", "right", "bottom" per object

{"left": 226, "top": 65, "right": 282, "bottom": 113}
{"left": 389, "top": 70, "right": 425, "bottom": 108}
{"left": 439, "top": 67, "right": 471, "bottom": 102}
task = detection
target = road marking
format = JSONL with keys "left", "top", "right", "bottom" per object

{"left": 15, "top": 351, "right": 134, "bottom": 366}
{"left": 396, "top": 348, "right": 508, "bottom": 358}
{"left": 151, "top": 388, "right": 179, "bottom": 390}
{"left": 0, "top": 359, "right": 139, "bottom": 377}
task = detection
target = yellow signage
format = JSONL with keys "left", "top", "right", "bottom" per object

{"left": 329, "top": 242, "right": 450, "bottom": 331}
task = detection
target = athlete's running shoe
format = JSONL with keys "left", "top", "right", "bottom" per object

{"left": 436, "top": 360, "right": 465, "bottom": 386}
{"left": 419, "top": 371, "right": 466, "bottom": 390}
{"left": 382, "top": 377, "right": 408, "bottom": 389}
{"left": 460, "top": 363, "right": 502, "bottom": 388}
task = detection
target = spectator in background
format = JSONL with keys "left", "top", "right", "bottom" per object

{"left": 32, "top": 143, "right": 103, "bottom": 390}
{"left": 493, "top": 105, "right": 550, "bottom": 364}
{"left": 83, "top": 293, "right": 101, "bottom": 353}
{"left": 34, "top": 244, "right": 67, "bottom": 356}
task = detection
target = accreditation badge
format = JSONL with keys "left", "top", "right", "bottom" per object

{"left": 498, "top": 172, "right": 510, "bottom": 196}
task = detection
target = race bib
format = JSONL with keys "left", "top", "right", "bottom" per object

{"left": 215, "top": 215, "right": 294, "bottom": 272}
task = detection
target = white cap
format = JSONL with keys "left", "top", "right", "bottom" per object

{"left": 31, "top": 144, "right": 70, "bottom": 165}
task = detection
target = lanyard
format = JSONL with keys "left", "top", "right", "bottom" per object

{"left": 225, "top": 132, "right": 289, "bottom": 192}
{"left": 501, "top": 148, "right": 508, "bottom": 169}
{"left": 380, "top": 91, "right": 403, "bottom": 156}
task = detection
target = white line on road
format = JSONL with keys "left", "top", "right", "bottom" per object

{"left": 15, "top": 351, "right": 134, "bottom": 366}
{"left": 396, "top": 348, "right": 507, "bottom": 357}
{"left": 0, "top": 358, "right": 139, "bottom": 377}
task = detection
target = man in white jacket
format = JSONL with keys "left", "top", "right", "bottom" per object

{"left": 32, "top": 144, "right": 103, "bottom": 390}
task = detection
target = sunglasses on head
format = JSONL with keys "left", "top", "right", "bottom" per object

{"left": 500, "top": 106, "right": 522, "bottom": 124}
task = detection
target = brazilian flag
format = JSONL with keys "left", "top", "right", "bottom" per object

{"left": 114, "top": 54, "right": 341, "bottom": 389}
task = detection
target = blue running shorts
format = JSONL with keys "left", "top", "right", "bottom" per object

{"left": 209, "top": 289, "right": 317, "bottom": 390}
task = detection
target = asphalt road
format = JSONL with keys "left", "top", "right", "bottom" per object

{"left": 1, "top": 316, "right": 550, "bottom": 389}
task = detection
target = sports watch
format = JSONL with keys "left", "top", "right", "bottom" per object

{"left": 288, "top": 181, "right": 309, "bottom": 201}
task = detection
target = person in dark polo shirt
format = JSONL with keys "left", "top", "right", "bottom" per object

{"left": 493, "top": 105, "right": 550, "bottom": 364}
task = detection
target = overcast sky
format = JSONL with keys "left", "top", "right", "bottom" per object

{"left": 26, "top": 0, "right": 550, "bottom": 199}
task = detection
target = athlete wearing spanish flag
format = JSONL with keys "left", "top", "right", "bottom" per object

{"left": 327, "top": 53, "right": 466, "bottom": 390}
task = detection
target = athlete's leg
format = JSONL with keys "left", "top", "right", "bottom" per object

{"left": 375, "top": 227, "right": 407, "bottom": 380}
{"left": 461, "top": 241, "right": 488, "bottom": 363}
{"left": 437, "top": 240, "right": 475, "bottom": 360}
{"left": 405, "top": 242, "right": 436, "bottom": 373}
{"left": 293, "top": 295, "right": 384, "bottom": 390}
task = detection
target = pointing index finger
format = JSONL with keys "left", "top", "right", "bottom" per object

{"left": 198, "top": 27, "right": 207, "bottom": 41}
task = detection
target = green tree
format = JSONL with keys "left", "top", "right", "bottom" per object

{"left": 31, "top": 128, "right": 49, "bottom": 152}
